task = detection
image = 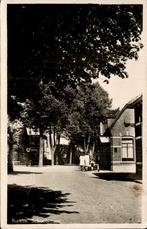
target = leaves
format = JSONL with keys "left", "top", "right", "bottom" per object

{"left": 7, "top": 4, "right": 143, "bottom": 153}
{"left": 8, "top": 4, "right": 143, "bottom": 99}
{"left": 19, "top": 83, "right": 68, "bottom": 134}
{"left": 65, "top": 82, "right": 112, "bottom": 149}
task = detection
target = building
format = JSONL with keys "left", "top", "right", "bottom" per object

{"left": 133, "top": 96, "right": 142, "bottom": 175}
{"left": 99, "top": 109, "right": 119, "bottom": 170}
{"left": 25, "top": 128, "right": 40, "bottom": 165}
{"left": 100, "top": 95, "right": 142, "bottom": 175}
{"left": 23, "top": 128, "right": 71, "bottom": 166}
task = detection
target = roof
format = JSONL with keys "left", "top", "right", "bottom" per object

{"left": 126, "top": 94, "right": 142, "bottom": 108}
{"left": 105, "top": 108, "right": 120, "bottom": 118}
{"left": 109, "top": 94, "right": 142, "bottom": 129}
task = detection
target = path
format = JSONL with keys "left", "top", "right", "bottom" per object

{"left": 8, "top": 165, "right": 142, "bottom": 224}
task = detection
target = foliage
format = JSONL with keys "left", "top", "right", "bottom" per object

{"left": 8, "top": 117, "right": 24, "bottom": 147}
{"left": 19, "top": 83, "right": 69, "bottom": 165}
{"left": 7, "top": 4, "right": 143, "bottom": 164}
{"left": 8, "top": 117, "right": 25, "bottom": 172}
{"left": 55, "top": 5, "right": 143, "bottom": 83}
{"left": 20, "top": 83, "right": 68, "bottom": 133}
{"left": 65, "top": 82, "right": 112, "bottom": 153}
{"left": 8, "top": 4, "right": 143, "bottom": 102}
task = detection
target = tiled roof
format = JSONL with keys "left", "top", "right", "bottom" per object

{"left": 126, "top": 94, "right": 142, "bottom": 108}
{"left": 105, "top": 108, "right": 120, "bottom": 118}
{"left": 109, "top": 94, "right": 142, "bottom": 128}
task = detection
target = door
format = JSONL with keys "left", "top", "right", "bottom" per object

{"left": 99, "top": 143, "right": 111, "bottom": 170}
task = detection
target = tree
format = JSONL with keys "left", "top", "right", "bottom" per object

{"left": 7, "top": 4, "right": 143, "bottom": 167}
{"left": 20, "top": 83, "right": 68, "bottom": 166}
{"left": 8, "top": 4, "right": 143, "bottom": 101}
{"left": 65, "top": 82, "right": 112, "bottom": 159}
{"left": 54, "top": 5, "right": 143, "bottom": 83}
{"left": 7, "top": 96, "right": 26, "bottom": 172}
{"left": 8, "top": 117, "right": 24, "bottom": 173}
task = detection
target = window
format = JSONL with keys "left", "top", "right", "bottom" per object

{"left": 122, "top": 138, "right": 134, "bottom": 161}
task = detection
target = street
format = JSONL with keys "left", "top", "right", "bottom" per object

{"left": 8, "top": 165, "right": 142, "bottom": 224}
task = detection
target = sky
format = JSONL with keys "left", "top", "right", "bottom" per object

{"left": 99, "top": 47, "right": 146, "bottom": 109}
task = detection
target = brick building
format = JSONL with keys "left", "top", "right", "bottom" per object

{"left": 100, "top": 95, "right": 142, "bottom": 175}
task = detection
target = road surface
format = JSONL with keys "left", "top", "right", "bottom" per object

{"left": 8, "top": 165, "right": 142, "bottom": 224}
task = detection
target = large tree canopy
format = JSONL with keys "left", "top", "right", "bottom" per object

{"left": 19, "top": 82, "right": 69, "bottom": 165}
{"left": 8, "top": 4, "right": 143, "bottom": 102}
{"left": 64, "top": 82, "right": 112, "bottom": 154}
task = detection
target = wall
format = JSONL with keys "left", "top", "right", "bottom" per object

{"left": 111, "top": 108, "right": 135, "bottom": 137}
{"left": 100, "top": 118, "right": 115, "bottom": 135}
{"left": 110, "top": 108, "right": 136, "bottom": 173}
{"left": 112, "top": 162, "right": 136, "bottom": 173}
{"left": 135, "top": 103, "right": 142, "bottom": 176}
{"left": 110, "top": 137, "right": 122, "bottom": 162}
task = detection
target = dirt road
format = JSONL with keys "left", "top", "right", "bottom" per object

{"left": 8, "top": 165, "right": 142, "bottom": 224}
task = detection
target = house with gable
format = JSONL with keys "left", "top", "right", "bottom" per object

{"left": 21, "top": 128, "right": 70, "bottom": 166}
{"left": 100, "top": 95, "right": 142, "bottom": 176}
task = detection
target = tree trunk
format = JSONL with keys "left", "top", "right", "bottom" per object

{"left": 39, "top": 129, "right": 44, "bottom": 166}
{"left": 8, "top": 129, "right": 14, "bottom": 173}
{"left": 84, "top": 135, "right": 90, "bottom": 154}
{"left": 91, "top": 141, "right": 95, "bottom": 155}
{"left": 50, "top": 127, "right": 56, "bottom": 166}
{"left": 48, "top": 126, "right": 60, "bottom": 166}
{"left": 84, "top": 137, "right": 86, "bottom": 154}
{"left": 69, "top": 143, "right": 73, "bottom": 165}
{"left": 8, "top": 146, "right": 13, "bottom": 173}
{"left": 51, "top": 147, "right": 55, "bottom": 165}
{"left": 86, "top": 135, "right": 91, "bottom": 154}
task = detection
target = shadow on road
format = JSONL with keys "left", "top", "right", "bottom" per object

{"left": 92, "top": 172, "right": 142, "bottom": 183}
{"left": 8, "top": 184, "right": 79, "bottom": 224}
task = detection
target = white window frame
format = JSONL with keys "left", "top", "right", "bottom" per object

{"left": 121, "top": 138, "right": 134, "bottom": 161}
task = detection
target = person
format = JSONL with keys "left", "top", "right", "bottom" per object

{"left": 79, "top": 155, "right": 85, "bottom": 171}
{"left": 97, "top": 155, "right": 100, "bottom": 172}
{"left": 90, "top": 159, "right": 95, "bottom": 170}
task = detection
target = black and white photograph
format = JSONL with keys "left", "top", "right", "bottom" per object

{"left": 1, "top": 0, "right": 147, "bottom": 228}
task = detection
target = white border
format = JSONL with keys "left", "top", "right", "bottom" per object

{"left": 142, "top": 0, "right": 147, "bottom": 226}
{"left": 1, "top": 0, "right": 147, "bottom": 4}
{"left": 1, "top": 0, "right": 7, "bottom": 228}
{"left": 1, "top": 0, "right": 147, "bottom": 228}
